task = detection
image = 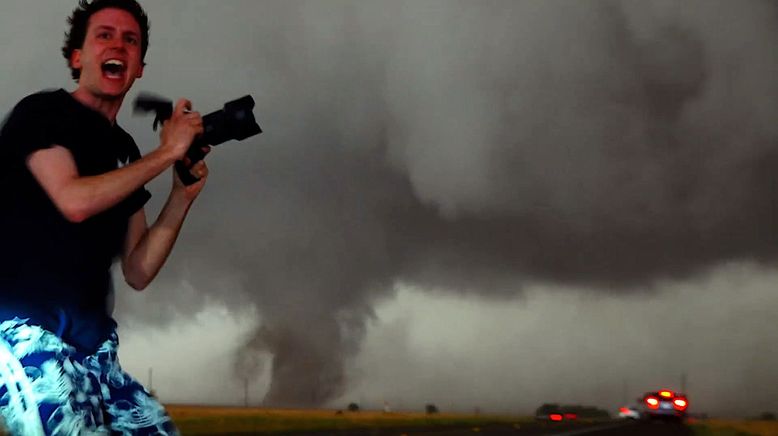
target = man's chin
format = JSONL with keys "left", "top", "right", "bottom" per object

{"left": 94, "top": 89, "right": 126, "bottom": 101}
{"left": 96, "top": 79, "right": 134, "bottom": 98}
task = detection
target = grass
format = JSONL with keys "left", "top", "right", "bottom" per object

{"left": 1, "top": 405, "right": 530, "bottom": 435}
{"left": 6, "top": 406, "right": 777, "bottom": 435}
{"left": 690, "top": 419, "right": 778, "bottom": 436}
{"left": 166, "top": 405, "right": 530, "bottom": 435}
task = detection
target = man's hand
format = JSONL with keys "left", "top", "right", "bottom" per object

{"left": 159, "top": 99, "right": 204, "bottom": 161}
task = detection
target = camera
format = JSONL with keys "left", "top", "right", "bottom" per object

{"left": 134, "top": 93, "right": 262, "bottom": 185}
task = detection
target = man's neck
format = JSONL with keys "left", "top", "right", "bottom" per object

{"left": 71, "top": 87, "right": 124, "bottom": 124}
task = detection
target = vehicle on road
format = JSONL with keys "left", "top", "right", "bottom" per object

{"left": 535, "top": 403, "right": 565, "bottom": 422}
{"left": 618, "top": 405, "right": 640, "bottom": 420}
{"left": 639, "top": 389, "right": 688, "bottom": 421}
{"left": 534, "top": 404, "right": 589, "bottom": 422}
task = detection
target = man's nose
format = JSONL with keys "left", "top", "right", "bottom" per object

{"left": 108, "top": 38, "right": 128, "bottom": 51}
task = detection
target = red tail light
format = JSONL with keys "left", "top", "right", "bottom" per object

{"left": 550, "top": 414, "right": 563, "bottom": 421}
{"left": 619, "top": 407, "right": 629, "bottom": 414}
{"left": 646, "top": 397, "right": 659, "bottom": 409}
{"left": 673, "top": 398, "right": 688, "bottom": 411}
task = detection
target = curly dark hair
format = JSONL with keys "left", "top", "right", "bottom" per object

{"left": 62, "top": 0, "right": 150, "bottom": 82}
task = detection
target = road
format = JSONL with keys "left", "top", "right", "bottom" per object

{"left": 226, "top": 420, "right": 695, "bottom": 435}
{"left": 543, "top": 420, "right": 694, "bottom": 436}
{"left": 287, "top": 422, "right": 587, "bottom": 436}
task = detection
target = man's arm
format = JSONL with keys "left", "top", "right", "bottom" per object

{"left": 121, "top": 160, "right": 209, "bottom": 290}
{"left": 27, "top": 146, "right": 176, "bottom": 223}
{"left": 25, "top": 99, "right": 202, "bottom": 223}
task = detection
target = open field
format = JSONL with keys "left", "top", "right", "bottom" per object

{"left": 3, "top": 407, "right": 778, "bottom": 435}
{"left": 166, "top": 405, "right": 530, "bottom": 435}
{"left": 167, "top": 408, "right": 778, "bottom": 436}
{"left": 690, "top": 419, "right": 778, "bottom": 436}
{"left": 0, "top": 405, "right": 534, "bottom": 435}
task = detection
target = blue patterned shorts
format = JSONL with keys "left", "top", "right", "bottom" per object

{"left": 0, "top": 318, "right": 178, "bottom": 435}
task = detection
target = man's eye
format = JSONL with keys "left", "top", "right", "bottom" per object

{"left": 98, "top": 33, "right": 110, "bottom": 39}
{"left": 125, "top": 37, "right": 138, "bottom": 45}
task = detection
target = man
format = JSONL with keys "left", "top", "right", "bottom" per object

{"left": 0, "top": 0, "right": 207, "bottom": 434}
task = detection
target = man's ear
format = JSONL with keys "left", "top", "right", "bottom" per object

{"left": 136, "top": 63, "right": 144, "bottom": 79}
{"left": 70, "top": 49, "right": 82, "bottom": 70}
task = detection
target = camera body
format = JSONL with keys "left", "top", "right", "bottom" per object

{"left": 134, "top": 93, "right": 262, "bottom": 185}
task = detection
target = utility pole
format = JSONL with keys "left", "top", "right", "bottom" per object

{"left": 622, "top": 379, "right": 628, "bottom": 405}
{"left": 244, "top": 378, "right": 249, "bottom": 407}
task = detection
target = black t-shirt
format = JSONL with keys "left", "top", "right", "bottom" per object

{"left": 0, "top": 89, "right": 151, "bottom": 353}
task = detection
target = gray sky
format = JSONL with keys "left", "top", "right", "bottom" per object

{"left": 2, "top": 0, "right": 777, "bottom": 417}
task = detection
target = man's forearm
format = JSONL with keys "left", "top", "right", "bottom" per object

{"left": 58, "top": 148, "right": 177, "bottom": 222}
{"left": 123, "top": 192, "right": 194, "bottom": 290}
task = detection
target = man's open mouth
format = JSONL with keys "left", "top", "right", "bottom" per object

{"left": 101, "top": 59, "right": 126, "bottom": 79}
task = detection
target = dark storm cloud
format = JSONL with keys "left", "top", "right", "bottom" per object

{"left": 3, "top": 1, "right": 776, "bottom": 408}
{"left": 128, "top": 0, "right": 778, "bottom": 407}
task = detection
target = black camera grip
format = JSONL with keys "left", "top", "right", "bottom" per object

{"left": 174, "top": 138, "right": 209, "bottom": 186}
